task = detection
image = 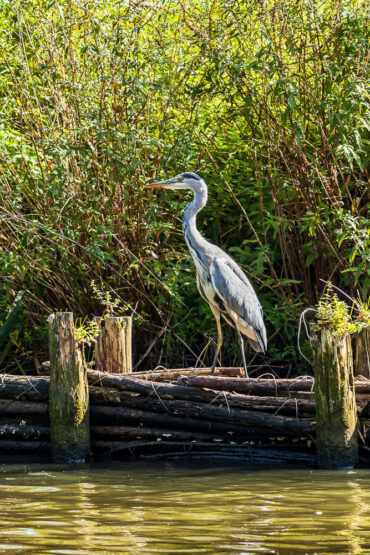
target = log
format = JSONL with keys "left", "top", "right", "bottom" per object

{"left": 1, "top": 371, "right": 370, "bottom": 396}
{"left": 353, "top": 329, "right": 370, "bottom": 378}
{"left": 89, "top": 384, "right": 316, "bottom": 416}
{"left": 0, "top": 376, "right": 49, "bottom": 401}
{"left": 49, "top": 312, "right": 90, "bottom": 463}
{"left": 92, "top": 440, "right": 316, "bottom": 464}
{"left": 88, "top": 368, "right": 316, "bottom": 399}
{"left": 134, "top": 367, "right": 244, "bottom": 381}
{"left": 178, "top": 375, "right": 315, "bottom": 395}
{"left": 0, "top": 440, "right": 50, "bottom": 451}
{"left": 0, "top": 399, "right": 48, "bottom": 416}
{"left": 91, "top": 425, "right": 227, "bottom": 442}
{"left": 311, "top": 329, "right": 358, "bottom": 469}
{"left": 91, "top": 405, "right": 262, "bottom": 438}
{"left": 94, "top": 316, "right": 132, "bottom": 374}
{"left": 0, "top": 424, "right": 49, "bottom": 440}
{"left": 90, "top": 393, "right": 314, "bottom": 437}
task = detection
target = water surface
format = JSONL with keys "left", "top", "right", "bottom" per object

{"left": 1, "top": 462, "right": 370, "bottom": 553}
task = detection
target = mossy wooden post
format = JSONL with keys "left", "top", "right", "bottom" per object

{"left": 353, "top": 329, "right": 370, "bottom": 378}
{"left": 48, "top": 312, "right": 90, "bottom": 462}
{"left": 94, "top": 316, "right": 132, "bottom": 374}
{"left": 311, "top": 328, "right": 358, "bottom": 469}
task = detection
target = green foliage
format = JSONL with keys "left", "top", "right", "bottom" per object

{"left": 315, "top": 283, "right": 370, "bottom": 336}
{"left": 0, "top": 0, "right": 368, "bottom": 372}
{"left": 90, "top": 280, "right": 128, "bottom": 319}
{"left": 74, "top": 317, "right": 100, "bottom": 347}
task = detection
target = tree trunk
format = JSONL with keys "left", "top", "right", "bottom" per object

{"left": 311, "top": 329, "right": 358, "bottom": 469}
{"left": 49, "top": 312, "right": 90, "bottom": 463}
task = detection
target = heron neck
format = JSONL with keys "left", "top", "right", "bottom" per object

{"left": 182, "top": 185, "right": 208, "bottom": 247}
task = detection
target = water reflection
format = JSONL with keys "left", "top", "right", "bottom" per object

{"left": 0, "top": 463, "right": 370, "bottom": 552}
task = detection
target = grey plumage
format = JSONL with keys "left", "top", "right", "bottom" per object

{"left": 145, "top": 172, "right": 267, "bottom": 376}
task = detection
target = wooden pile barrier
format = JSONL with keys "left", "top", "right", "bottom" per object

{"left": 0, "top": 312, "right": 367, "bottom": 468}
{"left": 1, "top": 369, "right": 370, "bottom": 464}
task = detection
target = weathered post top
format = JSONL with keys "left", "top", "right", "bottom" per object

{"left": 48, "top": 312, "right": 90, "bottom": 463}
{"left": 94, "top": 316, "right": 132, "bottom": 374}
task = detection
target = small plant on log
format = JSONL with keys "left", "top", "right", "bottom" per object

{"left": 74, "top": 317, "right": 100, "bottom": 347}
{"left": 315, "top": 283, "right": 370, "bottom": 336}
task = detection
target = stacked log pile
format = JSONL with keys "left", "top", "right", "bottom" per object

{"left": 1, "top": 370, "right": 370, "bottom": 463}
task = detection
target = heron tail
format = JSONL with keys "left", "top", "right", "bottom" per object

{"left": 247, "top": 329, "right": 267, "bottom": 353}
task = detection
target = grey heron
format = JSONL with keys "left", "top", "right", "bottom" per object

{"left": 145, "top": 172, "right": 267, "bottom": 377}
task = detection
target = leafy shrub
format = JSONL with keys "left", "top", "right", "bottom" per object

{"left": 0, "top": 0, "right": 368, "bottom": 373}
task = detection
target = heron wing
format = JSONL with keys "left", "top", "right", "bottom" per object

{"left": 210, "top": 256, "right": 267, "bottom": 352}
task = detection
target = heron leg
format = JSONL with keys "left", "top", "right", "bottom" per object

{"left": 210, "top": 307, "right": 223, "bottom": 375}
{"left": 237, "top": 331, "right": 249, "bottom": 378}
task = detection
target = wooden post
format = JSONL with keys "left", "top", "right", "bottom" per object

{"left": 353, "top": 329, "right": 370, "bottom": 378}
{"left": 311, "top": 328, "right": 358, "bottom": 469}
{"left": 94, "top": 316, "right": 132, "bottom": 374}
{"left": 48, "top": 312, "right": 90, "bottom": 462}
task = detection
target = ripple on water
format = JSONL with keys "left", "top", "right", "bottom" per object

{"left": 0, "top": 464, "right": 370, "bottom": 553}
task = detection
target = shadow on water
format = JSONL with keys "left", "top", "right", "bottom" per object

{"left": 0, "top": 460, "right": 370, "bottom": 553}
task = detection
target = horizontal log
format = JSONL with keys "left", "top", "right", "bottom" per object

{"left": 88, "top": 370, "right": 317, "bottom": 414}
{"left": 89, "top": 385, "right": 315, "bottom": 416}
{"left": 91, "top": 425, "right": 227, "bottom": 442}
{"left": 181, "top": 376, "right": 370, "bottom": 396}
{"left": 0, "top": 374, "right": 49, "bottom": 387}
{"left": 0, "top": 424, "right": 50, "bottom": 440}
{"left": 1, "top": 371, "right": 370, "bottom": 398}
{"left": 133, "top": 367, "right": 244, "bottom": 381}
{"left": 0, "top": 440, "right": 50, "bottom": 451}
{"left": 0, "top": 377, "right": 49, "bottom": 401}
{"left": 0, "top": 400, "right": 49, "bottom": 416}
{"left": 178, "top": 375, "right": 316, "bottom": 395}
{"left": 91, "top": 426, "right": 316, "bottom": 451}
{"left": 91, "top": 405, "right": 262, "bottom": 438}
{"left": 91, "top": 394, "right": 314, "bottom": 437}
{"left": 88, "top": 369, "right": 318, "bottom": 398}
{"left": 92, "top": 440, "right": 316, "bottom": 464}
{"left": 0, "top": 415, "right": 50, "bottom": 427}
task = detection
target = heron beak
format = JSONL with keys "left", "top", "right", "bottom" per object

{"left": 144, "top": 178, "right": 177, "bottom": 189}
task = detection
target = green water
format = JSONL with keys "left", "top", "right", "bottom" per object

{"left": 1, "top": 462, "right": 370, "bottom": 553}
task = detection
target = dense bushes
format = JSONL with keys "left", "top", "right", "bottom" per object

{"left": 0, "top": 0, "right": 368, "bottom": 372}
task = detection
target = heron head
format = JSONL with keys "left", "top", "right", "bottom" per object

{"left": 144, "top": 172, "right": 203, "bottom": 192}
